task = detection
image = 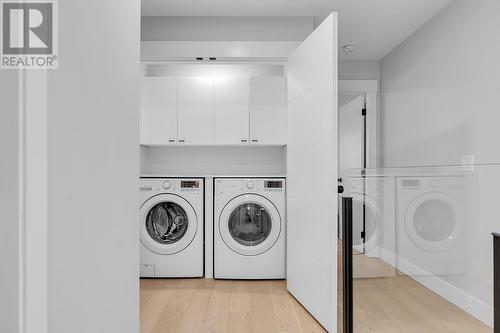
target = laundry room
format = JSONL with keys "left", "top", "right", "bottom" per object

{"left": 2, "top": 1, "right": 500, "bottom": 333}
{"left": 136, "top": 0, "right": 499, "bottom": 332}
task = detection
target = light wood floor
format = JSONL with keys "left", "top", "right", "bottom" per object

{"left": 141, "top": 256, "right": 492, "bottom": 333}
{"left": 140, "top": 278, "right": 326, "bottom": 333}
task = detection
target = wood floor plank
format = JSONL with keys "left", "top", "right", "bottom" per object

{"left": 140, "top": 273, "right": 491, "bottom": 333}
{"left": 140, "top": 279, "right": 326, "bottom": 333}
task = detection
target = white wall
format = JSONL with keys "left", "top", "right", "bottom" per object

{"left": 381, "top": 0, "right": 500, "bottom": 167}
{"left": 0, "top": 71, "right": 20, "bottom": 333}
{"left": 141, "top": 146, "right": 286, "bottom": 176}
{"left": 45, "top": 1, "right": 141, "bottom": 332}
{"left": 141, "top": 16, "right": 313, "bottom": 41}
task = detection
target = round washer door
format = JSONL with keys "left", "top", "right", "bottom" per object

{"left": 404, "top": 192, "right": 458, "bottom": 253}
{"left": 140, "top": 193, "right": 198, "bottom": 255}
{"left": 219, "top": 194, "right": 282, "bottom": 256}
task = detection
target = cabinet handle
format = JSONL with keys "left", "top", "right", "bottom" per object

{"left": 251, "top": 139, "right": 259, "bottom": 143}
{"left": 168, "top": 139, "right": 176, "bottom": 143}
{"left": 241, "top": 139, "right": 248, "bottom": 143}
{"left": 178, "top": 139, "right": 185, "bottom": 143}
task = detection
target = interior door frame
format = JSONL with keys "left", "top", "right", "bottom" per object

{"left": 338, "top": 80, "right": 379, "bottom": 254}
{"left": 338, "top": 80, "right": 379, "bottom": 171}
{"left": 14, "top": 71, "right": 49, "bottom": 333}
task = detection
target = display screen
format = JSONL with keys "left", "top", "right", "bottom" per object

{"left": 402, "top": 179, "right": 420, "bottom": 187}
{"left": 265, "top": 181, "right": 282, "bottom": 189}
{"left": 181, "top": 181, "right": 199, "bottom": 188}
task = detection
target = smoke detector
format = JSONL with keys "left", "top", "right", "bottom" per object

{"left": 342, "top": 43, "right": 357, "bottom": 54}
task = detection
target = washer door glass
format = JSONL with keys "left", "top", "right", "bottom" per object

{"left": 145, "top": 202, "right": 188, "bottom": 245}
{"left": 228, "top": 203, "right": 272, "bottom": 246}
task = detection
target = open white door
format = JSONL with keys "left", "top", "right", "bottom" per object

{"left": 286, "top": 13, "right": 338, "bottom": 332}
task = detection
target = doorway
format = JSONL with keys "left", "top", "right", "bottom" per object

{"left": 337, "top": 80, "right": 378, "bottom": 252}
{"left": 339, "top": 93, "right": 367, "bottom": 253}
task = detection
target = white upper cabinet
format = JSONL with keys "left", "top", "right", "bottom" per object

{"left": 249, "top": 77, "right": 286, "bottom": 145}
{"left": 213, "top": 77, "right": 250, "bottom": 144}
{"left": 140, "top": 75, "right": 287, "bottom": 146}
{"left": 140, "top": 77, "right": 178, "bottom": 145}
{"left": 178, "top": 78, "right": 213, "bottom": 145}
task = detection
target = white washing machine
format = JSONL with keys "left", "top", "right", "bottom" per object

{"left": 396, "top": 176, "right": 470, "bottom": 277}
{"left": 139, "top": 178, "right": 204, "bottom": 278}
{"left": 344, "top": 176, "right": 396, "bottom": 262}
{"left": 214, "top": 178, "right": 286, "bottom": 279}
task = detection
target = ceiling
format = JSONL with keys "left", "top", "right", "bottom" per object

{"left": 141, "top": 0, "right": 452, "bottom": 60}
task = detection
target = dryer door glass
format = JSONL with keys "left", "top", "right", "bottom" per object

{"left": 228, "top": 203, "right": 272, "bottom": 246}
{"left": 145, "top": 202, "right": 188, "bottom": 244}
{"left": 413, "top": 199, "right": 455, "bottom": 242}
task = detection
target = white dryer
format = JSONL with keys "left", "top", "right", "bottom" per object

{"left": 139, "top": 178, "right": 204, "bottom": 278}
{"left": 396, "top": 176, "right": 471, "bottom": 277}
{"left": 214, "top": 178, "right": 286, "bottom": 279}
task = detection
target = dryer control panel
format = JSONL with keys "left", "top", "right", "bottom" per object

{"left": 265, "top": 180, "right": 284, "bottom": 192}
{"left": 181, "top": 180, "right": 200, "bottom": 189}
{"left": 216, "top": 178, "right": 285, "bottom": 194}
{"left": 265, "top": 181, "right": 283, "bottom": 188}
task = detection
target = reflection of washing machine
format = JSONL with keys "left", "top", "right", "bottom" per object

{"left": 396, "top": 176, "right": 469, "bottom": 276}
{"left": 214, "top": 178, "right": 286, "bottom": 279}
{"left": 344, "top": 176, "right": 396, "bottom": 259}
{"left": 140, "top": 178, "right": 204, "bottom": 278}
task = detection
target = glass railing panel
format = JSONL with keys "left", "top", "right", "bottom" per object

{"left": 341, "top": 165, "right": 495, "bottom": 333}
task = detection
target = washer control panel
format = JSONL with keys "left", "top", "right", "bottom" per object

{"left": 140, "top": 178, "right": 203, "bottom": 195}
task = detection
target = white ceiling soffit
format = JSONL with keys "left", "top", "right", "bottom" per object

{"left": 141, "top": 41, "right": 300, "bottom": 62}
{"left": 141, "top": 0, "right": 452, "bottom": 60}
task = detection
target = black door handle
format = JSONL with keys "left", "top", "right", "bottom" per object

{"left": 338, "top": 185, "right": 344, "bottom": 194}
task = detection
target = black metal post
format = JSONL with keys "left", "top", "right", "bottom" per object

{"left": 343, "top": 197, "right": 353, "bottom": 333}
{"left": 362, "top": 102, "right": 367, "bottom": 253}
{"left": 494, "top": 233, "right": 500, "bottom": 333}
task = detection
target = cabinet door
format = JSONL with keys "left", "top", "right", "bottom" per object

{"left": 178, "top": 78, "right": 213, "bottom": 145}
{"left": 286, "top": 13, "right": 337, "bottom": 332}
{"left": 140, "top": 77, "right": 178, "bottom": 145}
{"left": 249, "top": 76, "right": 286, "bottom": 145}
{"left": 213, "top": 77, "right": 249, "bottom": 144}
